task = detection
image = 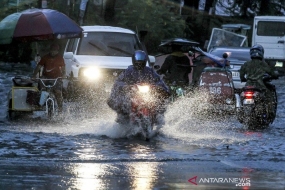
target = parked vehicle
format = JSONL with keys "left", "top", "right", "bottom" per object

{"left": 7, "top": 76, "right": 63, "bottom": 120}
{"left": 63, "top": 25, "right": 155, "bottom": 99}
{"left": 207, "top": 26, "right": 249, "bottom": 52}
{"left": 235, "top": 74, "right": 278, "bottom": 129}
{"left": 209, "top": 46, "right": 251, "bottom": 90}
{"left": 252, "top": 16, "right": 285, "bottom": 76}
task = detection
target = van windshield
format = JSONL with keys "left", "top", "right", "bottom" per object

{"left": 77, "top": 32, "right": 143, "bottom": 56}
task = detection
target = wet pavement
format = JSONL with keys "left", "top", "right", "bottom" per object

{"left": 0, "top": 62, "right": 284, "bottom": 189}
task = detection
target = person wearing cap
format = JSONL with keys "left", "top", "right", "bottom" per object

{"left": 32, "top": 43, "right": 66, "bottom": 113}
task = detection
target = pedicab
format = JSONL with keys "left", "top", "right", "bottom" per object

{"left": 7, "top": 76, "right": 64, "bottom": 120}
{"left": 0, "top": 8, "right": 83, "bottom": 120}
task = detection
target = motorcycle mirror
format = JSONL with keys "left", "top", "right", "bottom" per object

{"left": 223, "top": 53, "right": 228, "bottom": 59}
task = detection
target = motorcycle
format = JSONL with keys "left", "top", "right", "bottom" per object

{"left": 7, "top": 76, "right": 63, "bottom": 120}
{"left": 128, "top": 83, "right": 168, "bottom": 141}
{"left": 235, "top": 75, "right": 278, "bottom": 129}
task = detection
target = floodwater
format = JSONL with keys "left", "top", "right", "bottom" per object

{"left": 0, "top": 62, "right": 284, "bottom": 190}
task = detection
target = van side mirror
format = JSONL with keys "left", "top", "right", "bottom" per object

{"left": 64, "top": 52, "right": 74, "bottom": 59}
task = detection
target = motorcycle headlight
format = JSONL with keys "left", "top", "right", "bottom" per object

{"left": 83, "top": 67, "right": 101, "bottom": 80}
{"left": 137, "top": 85, "right": 150, "bottom": 93}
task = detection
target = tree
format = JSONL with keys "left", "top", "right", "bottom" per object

{"left": 104, "top": 0, "right": 116, "bottom": 22}
{"left": 115, "top": 0, "right": 187, "bottom": 53}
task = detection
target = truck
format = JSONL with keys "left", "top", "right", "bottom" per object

{"left": 252, "top": 16, "right": 285, "bottom": 75}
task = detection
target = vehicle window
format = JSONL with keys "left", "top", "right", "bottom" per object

{"left": 66, "top": 38, "right": 79, "bottom": 53}
{"left": 257, "top": 21, "right": 285, "bottom": 36}
{"left": 77, "top": 32, "right": 142, "bottom": 56}
{"left": 210, "top": 49, "right": 251, "bottom": 61}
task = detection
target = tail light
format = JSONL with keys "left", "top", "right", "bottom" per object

{"left": 244, "top": 91, "right": 254, "bottom": 99}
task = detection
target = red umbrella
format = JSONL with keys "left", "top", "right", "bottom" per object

{"left": 0, "top": 8, "right": 83, "bottom": 44}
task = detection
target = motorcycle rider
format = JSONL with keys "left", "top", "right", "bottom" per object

{"left": 107, "top": 50, "right": 170, "bottom": 125}
{"left": 156, "top": 44, "right": 191, "bottom": 86}
{"left": 240, "top": 44, "right": 278, "bottom": 117}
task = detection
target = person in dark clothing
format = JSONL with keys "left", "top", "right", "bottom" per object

{"left": 32, "top": 43, "right": 66, "bottom": 113}
{"left": 240, "top": 44, "right": 278, "bottom": 117}
{"left": 107, "top": 50, "right": 170, "bottom": 125}
{"left": 156, "top": 44, "right": 191, "bottom": 86}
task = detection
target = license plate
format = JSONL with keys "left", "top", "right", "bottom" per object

{"left": 243, "top": 99, "right": 254, "bottom": 104}
{"left": 275, "top": 61, "right": 283, "bottom": 67}
{"left": 231, "top": 71, "right": 240, "bottom": 77}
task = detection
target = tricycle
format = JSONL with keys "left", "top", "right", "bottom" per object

{"left": 7, "top": 76, "right": 63, "bottom": 120}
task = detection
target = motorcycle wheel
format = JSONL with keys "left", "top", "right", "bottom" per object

{"left": 141, "top": 115, "right": 155, "bottom": 141}
{"left": 47, "top": 100, "right": 53, "bottom": 120}
{"left": 242, "top": 105, "right": 257, "bottom": 129}
{"left": 270, "top": 89, "right": 278, "bottom": 123}
{"left": 7, "top": 99, "right": 16, "bottom": 121}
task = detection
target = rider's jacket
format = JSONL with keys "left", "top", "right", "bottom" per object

{"left": 107, "top": 65, "right": 170, "bottom": 113}
{"left": 240, "top": 59, "right": 277, "bottom": 90}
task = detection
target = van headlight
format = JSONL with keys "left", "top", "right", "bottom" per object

{"left": 82, "top": 67, "right": 101, "bottom": 80}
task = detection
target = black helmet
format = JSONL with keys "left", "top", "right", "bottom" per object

{"left": 250, "top": 44, "right": 264, "bottom": 60}
{"left": 132, "top": 50, "right": 147, "bottom": 70}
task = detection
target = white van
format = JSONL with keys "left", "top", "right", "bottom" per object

{"left": 252, "top": 16, "right": 285, "bottom": 75}
{"left": 63, "top": 25, "right": 155, "bottom": 95}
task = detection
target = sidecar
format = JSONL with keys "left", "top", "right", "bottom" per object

{"left": 193, "top": 48, "right": 235, "bottom": 113}
{"left": 7, "top": 76, "right": 44, "bottom": 120}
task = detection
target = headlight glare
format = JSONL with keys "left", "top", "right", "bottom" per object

{"left": 83, "top": 67, "right": 100, "bottom": 80}
{"left": 137, "top": 85, "right": 150, "bottom": 93}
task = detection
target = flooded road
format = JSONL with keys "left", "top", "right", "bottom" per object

{"left": 0, "top": 62, "right": 284, "bottom": 189}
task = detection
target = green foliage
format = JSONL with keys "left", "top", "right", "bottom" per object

{"left": 0, "top": 0, "right": 38, "bottom": 20}
{"left": 115, "top": 0, "right": 187, "bottom": 53}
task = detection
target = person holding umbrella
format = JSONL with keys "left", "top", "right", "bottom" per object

{"left": 156, "top": 44, "right": 192, "bottom": 86}
{"left": 32, "top": 43, "right": 66, "bottom": 113}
